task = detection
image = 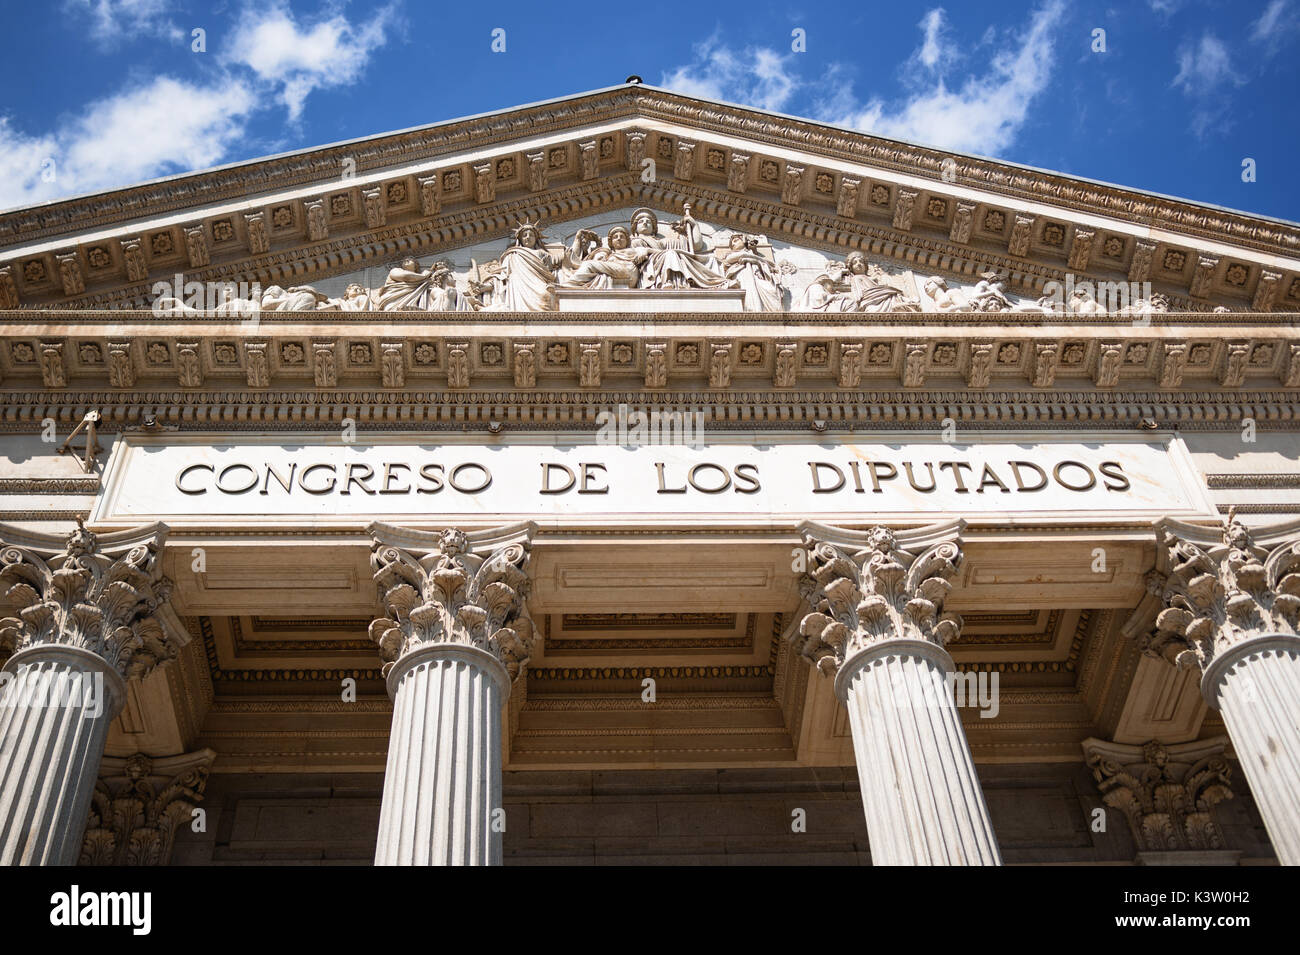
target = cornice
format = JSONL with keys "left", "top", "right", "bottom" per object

{"left": 2, "top": 88, "right": 1297, "bottom": 316}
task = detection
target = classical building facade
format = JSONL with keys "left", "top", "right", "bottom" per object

{"left": 0, "top": 83, "right": 1296, "bottom": 865}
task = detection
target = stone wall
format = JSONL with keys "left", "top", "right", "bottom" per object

{"left": 169, "top": 762, "right": 1277, "bottom": 865}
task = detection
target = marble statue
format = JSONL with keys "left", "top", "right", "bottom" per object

{"left": 719, "top": 233, "right": 782, "bottom": 311}
{"left": 796, "top": 252, "right": 921, "bottom": 312}
{"left": 485, "top": 220, "right": 564, "bottom": 311}
{"left": 373, "top": 259, "right": 471, "bottom": 311}
{"left": 560, "top": 225, "right": 648, "bottom": 290}
{"left": 629, "top": 206, "right": 731, "bottom": 291}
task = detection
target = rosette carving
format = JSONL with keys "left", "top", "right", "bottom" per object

{"left": 368, "top": 523, "right": 534, "bottom": 680}
{"left": 0, "top": 520, "right": 174, "bottom": 680}
{"left": 1143, "top": 509, "right": 1300, "bottom": 671}
{"left": 795, "top": 520, "right": 965, "bottom": 676}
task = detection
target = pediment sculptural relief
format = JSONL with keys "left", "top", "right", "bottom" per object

{"left": 149, "top": 205, "right": 1202, "bottom": 317}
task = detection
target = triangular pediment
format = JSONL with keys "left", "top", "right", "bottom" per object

{"left": 0, "top": 84, "right": 1297, "bottom": 313}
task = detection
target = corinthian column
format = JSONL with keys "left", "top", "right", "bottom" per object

{"left": 367, "top": 521, "right": 534, "bottom": 866}
{"left": 0, "top": 520, "right": 175, "bottom": 865}
{"left": 796, "top": 519, "right": 1001, "bottom": 865}
{"left": 1140, "top": 511, "right": 1300, "bottom": 865}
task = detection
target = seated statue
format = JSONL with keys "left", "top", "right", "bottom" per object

{"left": 796, "top": 252, "right": 921, "bottom": 312}
{"left": 372, "top": 259, "right": 471, "bottom": 311}
{"left": 560, "top": 225, "right": 648, "bottom": 289}
{"left": 629, "top": 205, "right": 732, "bottom": 291}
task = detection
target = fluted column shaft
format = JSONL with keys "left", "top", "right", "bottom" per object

{"left": 376, "top": 645, "right": 505, "bottom": 866}
{"left": 1146, "top": 514, "right": 1300, "bottom": 866}
{"left": 796, "top": 520, "right": 1002, "bottom": 866}
{"left": 839, "top": 639, "right": 1001, "bottom": 865}
{"left": 0, "top": 646, "right": 124, "bottom": 865}
{"left": 1202, "top": 634, "right": 1300, "bottom": 865}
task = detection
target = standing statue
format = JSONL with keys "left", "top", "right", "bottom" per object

{"left": 487, "top": 220, "right": 565, "bottom": 311}
{"left": 719, "top": 233, "right": 783, "bottom": 311}
{"left": 629, "top": 205, "right": 731, "bottom": 291}
{"left": 560, "top": 225, "right": 648, "bottom": 289}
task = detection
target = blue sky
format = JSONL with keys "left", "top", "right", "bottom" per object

{"left": 0, "top": 0, "right": 1296, "bottom": 220}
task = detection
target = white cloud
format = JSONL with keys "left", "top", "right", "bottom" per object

{"left": 826, "top": 0, "right": 1067, "bottom": 156}
{"left": 1172, "top": 33, "right": 1241, "bottom": 95}
{"left": 0, "top": 76, "right": 257, "bottom": 209}
{"left": 64, "top": 0, "right": 183, "bottom": 45}
{"left": 0, "top": 2, "right": 398, "bottom": 209}
{"left": 223, "top": 1, "right": 398, "bottom": 120}
{"left": 913, "top": 8, "right": 959, "bottom": 73}
{"left": 660, "top": 3, "right": 1066, "bottom": 158}
{"left": 660, "top": 35, "right": 799, "bottom": 113}
{"left": 1250, "top": 0, "right": 1296, "bottom": 56}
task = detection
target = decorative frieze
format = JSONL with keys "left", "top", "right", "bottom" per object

{"left": 120, "top": 238, "right": 147, "bottom": 283}
{"left": 379, "top": 341, "right": 404, "bottom": 388}
{"left": 512, "top": 342, "right": 535, "bottom": 388}
{"left": 447, "top": 341, "right": 470, "bottom": 389}
{"left": 1129, "top": 239, "right": 1157, "bottom": 283}
{"left": 949, "top": 202, "right": 976, "bottom": 244}
{"left": 727, "top": 154, "right": 749, "bottom": 193}
{"left": 244, "top": 341, "right": 269, "bottom": 388}
{"left": 243, "top": 212, "right": 269, "bottom": 254}
{"left": 1031, "top": 341, "right": 1059, "bottom": 388}
{"left": 304, "top": 199, "right": 327, "bottom": 241}
{"left": 107, "top": 342, "right": 134, "bottom": 388}
{"left": 782, "top": 165, "right": 803, "bottom": 206}
{"left": 1008, "top": 214, "right": 1034, "bottom": 257}
{"left": 836, "top": 177, "right": 860, "bottom": 218}
{"left": 312, "top": 340, "right": 337, "bottom": 387}
{"left": 526, "top": 152, "right": 547, "bottom": 192}
{"left": 176, "top": 342, "right": 201, "bottom": 388}
{"left": 1159, "top": 343, "right": 1187, "bottom": 388}
{"left": 1190, "top": 255, "right": 1219, "bottom": 298}
{"left": 362, "top": 187, "right": 386, "bottom": 229}
{"left": 39, "top": 341, "right": 66, "bottom": 388}
{"left": 1067, "top": 229, "right": 1094, "bottom": 272}
{"left": 56, "top": 253, "right": 84, "bottom": 296}
{"left": 625, "top": 131, "right": 646, "bottom": 173}
{"left": 674, "top": 140, "right": 696, "bottom": 181}
{"left": 838, "top": 343, "right": 862, "bottom": 388}
{"left": 183, "top": 227, "right": 208, "bottom": 268}
{"left": 893, "top": 190, "right": 917, "bottom": 231}
{"left": 1220, "top": 341, "right": 1249, "bottom": 387}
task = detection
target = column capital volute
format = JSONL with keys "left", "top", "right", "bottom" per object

{"left": 0, "top": 520, "right": 176, "bottom": 685}
{"left": 794, "top": 518, "right": 966, "bottom": 681}
{"left": 1140, "top": 509, "right": 1300, "bottom": 682}
{"left": 367, "top": 521, "right": 536, "bottom": 684}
